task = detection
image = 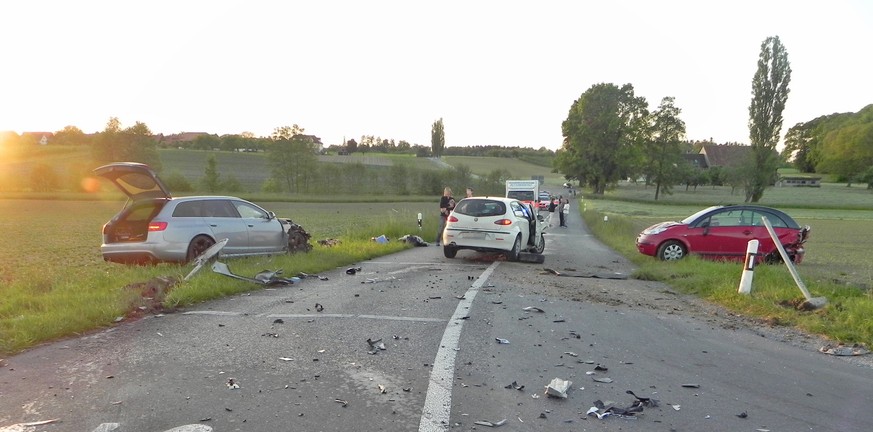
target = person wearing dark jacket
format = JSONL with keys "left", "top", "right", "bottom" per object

{"left": 436, "top": 187, "right": 455, "bottom": 246}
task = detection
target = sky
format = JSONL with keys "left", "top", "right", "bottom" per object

{"left": 1, "top": 0, "right": 871, "bottom": 151}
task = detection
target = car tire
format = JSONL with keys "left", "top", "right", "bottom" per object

{"left": 533, "top": 233, "right": 545, "bottom": 254}
{"left": 657, "top": 240, "right": 686, "bottom": 261}
{"left": 186, "top": 235, "right": 216, "bottom": 263}
{"left": 443, "top": 246, "right": 458, "bottom": 258}
{"left": 507, "top": 235, "right": 522, "bottom": 262}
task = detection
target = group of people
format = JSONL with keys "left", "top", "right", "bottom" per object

{"left": 547, "top": 194, "right": 570, "bottom": 228}
{"left": 435, "top": 186, "right": 570, "bottom": 246}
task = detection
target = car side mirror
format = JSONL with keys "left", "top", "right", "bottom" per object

{"left": 267, "top": 211, "right": 276, "bottom": 220}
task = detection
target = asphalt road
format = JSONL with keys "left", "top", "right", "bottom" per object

{"left": 2, "top": 199, "right": 872, "bottom": 432}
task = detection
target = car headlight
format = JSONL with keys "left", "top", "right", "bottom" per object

{"left": 642, "top": 226, "right": 668, "bottom": 235}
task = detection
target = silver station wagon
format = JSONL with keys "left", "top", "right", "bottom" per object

{"left": 94, "top": 162, "right": 302, "bottom": 264}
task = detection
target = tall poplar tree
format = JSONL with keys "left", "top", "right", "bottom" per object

{"left": 431, "top": 118, "right": 445, "bottom": 157}
{"left": 747, "top": 35, "right": 791, "bottom": 202}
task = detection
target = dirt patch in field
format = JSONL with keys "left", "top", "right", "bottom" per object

{"left": 123, "top": 276, "right": 178, "bottom": 319}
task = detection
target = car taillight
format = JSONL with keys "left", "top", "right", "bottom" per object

{"left": 448, "top": 215, "right": 459, "bottom": 222}
{"left": 148, "top": 222, "right": 168, "bottom": 232}
{"left": 494, "top": 219, "right": 513, "bottom": 226}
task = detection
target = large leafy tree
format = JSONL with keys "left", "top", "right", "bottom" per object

{"left": 267, "top": 124, "right": 318, "bottom": 193}
{"left": 92, "top": 117, "right": 161, "bottom": 170}
{"left": 431, "top": 118, "right": 445, "bottom": 157}
{"left": 645, "top": 97, "right": 686, "bottom": 200}
{"left": 556, "top": 83, "right": 648, "bottom": 195}
{"left": 746, "top": 35, "right": 791, "bottom": 202}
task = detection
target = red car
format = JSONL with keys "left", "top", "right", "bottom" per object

{"left": 636, "top": 205, "right": 810, "bottom": 263}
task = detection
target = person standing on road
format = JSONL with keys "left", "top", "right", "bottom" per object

{"left": 557, "top": 195, "right": 568, "bottom": 227}
{"left": 547, "top": 195, "right": 557, "bottom": 227}
{"left": 436, "top": 187, "right": 455, "bottom": 246}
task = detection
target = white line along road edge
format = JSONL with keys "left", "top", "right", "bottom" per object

{"left": 418, "top": 261, "right": 500, "bottom": 432}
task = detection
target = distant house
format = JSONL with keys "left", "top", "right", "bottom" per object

{"left": 21, "top": 132, "right": 54, "bottom": 145}
{"left": 292, "top": 134, "right": 324, "bottom": 153}
{"left": 682, "top": 153, "right": 708, "bottom": 169}
{"left": 776, "top": 176, "right": 822, "bottom": 187}
{"left": 157, "top": 132, "right": 211, "bottom": 146}
{"left": 699, "top": 144, "right": 752, "bottom": 169}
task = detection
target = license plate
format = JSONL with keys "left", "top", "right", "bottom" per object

{"left": 460, "top": 232, "right": 486, "bottom": 240}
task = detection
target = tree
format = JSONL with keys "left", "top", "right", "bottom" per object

{"left": 431, "top": 118, "right": 445, "bottom": 157}
{"left": 556, "top": 83, "right": 648, "bottom": 195}
{"left": 644, "top": 97, "right": 686, "bottom": 200}
{"left": 91, "top": 118, "right": 161, "bottom": 170}
{"left": 268, "top": 135, "right": 318, "bottom": 193}
{"left": 53, "top": 125, "right": 87, "bottom": 146}
{"left": 201, "top": 154, "right": 220, "bottom": 192}
{"left": 346, "top": 138, "right": 358, "bottom": 153}
{"left": 746, "top": 35, "right": 791, "bottom": 202}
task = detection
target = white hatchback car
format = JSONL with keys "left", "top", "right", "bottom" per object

{"left": 442, "top": 197, "right": 545, "bottom": 261}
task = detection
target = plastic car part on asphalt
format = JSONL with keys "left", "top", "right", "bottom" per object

{"left": 210, "top": 261, "right": 300, "bottom": 286}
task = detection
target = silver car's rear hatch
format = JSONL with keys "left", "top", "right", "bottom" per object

{"left": 93, "top": 162, "right": 172, "bottom": 201}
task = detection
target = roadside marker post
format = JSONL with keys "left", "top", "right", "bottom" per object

{"left": 417, "top": 212, "right": 422, "bottom": 230}
{"left": 760, "top": 216, "right": 827, "bottom": 309}
{"left": 738, "top": 240, "right": 759, "bottom": 294}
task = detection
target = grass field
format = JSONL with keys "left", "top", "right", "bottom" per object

{"left": 442, "top": 155, "right": 563, "bottom": 183}
{"left": 0, "top": 198, "right": 437, "bottom": 354}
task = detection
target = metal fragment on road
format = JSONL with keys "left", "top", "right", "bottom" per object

{"left": 335, "top": 398, "right": 349, "bottom": 407}
{"left": 495, "top": 338, "right": 510, "bottom": 344}
{"left": 819, "top": 344, "right": 869, "bottom": 356}
{"left": 505, "top": 381, "right": 525, "bottom": 391}
{"left": 91, "top": 423, "right": 120, "bottom": 432}
{"left": 564, "top": 351, "right": 578, "bottom": 357}
{"left": 681, "top": 383, "right": 700, "bottom": 388}
{"left": 522, "top": 306, "right": 544, "bottom": 313}
{"left": 226, "top": 378, "right": 240, "bottom": 389}
{"left": 545, "top": 378, "right": 572, "bottom": 398}
{"left": 367, "top": 338, "right": 387, "bottom": 350}
{"left": 473, "top": 419, "right": 507, "bottom": 427}
{"left": 592, "top": 377, "right": 613, "bottom": 383}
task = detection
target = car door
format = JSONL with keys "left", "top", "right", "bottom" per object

{"left": 708, "top": 209, "right": 757, "bottom": 259}
{"left": 509, "top": 201, "right": 531, "bottom": 246}
{"left": 201, "top": 199, "right": 249, "bottom": 254}
{"left": 233, "top": 200, "right": 286, "bottom": 253}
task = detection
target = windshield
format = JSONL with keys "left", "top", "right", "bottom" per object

{"left": 507, "top": 190, "right": 535, "bottom": 201}
{"left": 682, "top": 206, "right": 721, "bottom": 224}
{"left": 454, "top": 199, "right": 507, "bottom": 217}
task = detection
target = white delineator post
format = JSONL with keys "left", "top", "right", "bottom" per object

{"left": 417, "top": 212, "right": 422, "bottom": 230}
{"left": 738, "top": 240, "right": 760, "bottom": 294}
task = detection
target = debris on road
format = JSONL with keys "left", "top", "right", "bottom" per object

{"left": 495, "top": 338, "right": 510, "bottom": 344}
{"left": 0, "top": 419, "right": 61, "bottom": 432}
{"left": 261, "top": 332, "right": 279, "bottom": 338}
{"left": 473, "top": 419, "right": 507, "bottom": 427}
{"left": 681, "top": 383, "right": 700, "bottom": 388}
{"left": 592, "top": 377, "right": 614, "bottom": 383}
{"left": 545, "top": 378, "right": 572, "bottom": 398}
{"left": 594, "top": 364, "right": 608, "bottom": 371}
{"left": 819, "top": 343, "right": 869, "bottom": 356}
{"left": 346, "top": 267, "right": 362, "bottom": 275}
{"left": 505, "top": 381, "right": 525, "bottom": 391}
{"left": 273, "top": 318, "right": 284, "bottom": 324}
{"left": 334, "top": 399, "right": 349, "bottom": 407}
{"left": 737, "top": 411, "right": 748, "bottom": 418}
{"left": 540, "top": 268, "right": 628, "bottom": 280}
{"left": 315, "top": 303, "right": 324, "bottom": 312}
{"left": 378, "top": 384, "right": 387, "bottom": 394}
{"left": 626, "top": 390, "right": 659, "bottom": 407}
{"left": 367, "top": 338, "right": 387, "bottom": 352}
{"left": 279, "top": 357, "right": 294, "bottom": 361}
{"left": 318, "top": 238, "right": 341, "bottom": 247}
{"left": 211, "top": 261, "right": 300, "bottom": 285}
{"left": 522, "top": 306, "right": 545, "bottom": 313}
{"left": 91, "top": 423, "right": 120, "bottom": 432}
{"left": 363, "top": 276, "right": 397, "bottom": 284}
{"left": 399, "top": 234, "right": 429, "bottom": 246}
{"left": 226, "top": 378, "right": 240, "bottom": 389}
{"left": 371, "top": 235, "right": 389, "bottom": 244}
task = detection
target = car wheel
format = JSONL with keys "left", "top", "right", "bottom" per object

{"left": 657, "top": 240, "right": 686, "bottom": 261}
{"left": 507, "top": 235, "right": 521, "bottom": 262}
{"left": 533, "top": 233, "right": 545, "bottom": 254}
{"left": 186, "top": 235, "right": 216, "bottom": 263}
{"left": 443, "top": 246, "right": 457, "bottom": 258}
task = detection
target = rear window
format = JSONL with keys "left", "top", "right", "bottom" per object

{"left": 507, "top": 190, "right": 535, "bottom": 201}
{"left": 454, "top": 199, "right": 506, "bottom": 217}
{"left": 120, "top": 201, "right": 164, "bottom": 222}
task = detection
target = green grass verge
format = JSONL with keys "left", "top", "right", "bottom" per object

{"left": 0, "top": 199, "right": 438, "bottom": 355}
{"left": 580, "top": 201, "right": 873, "bottom": 346}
